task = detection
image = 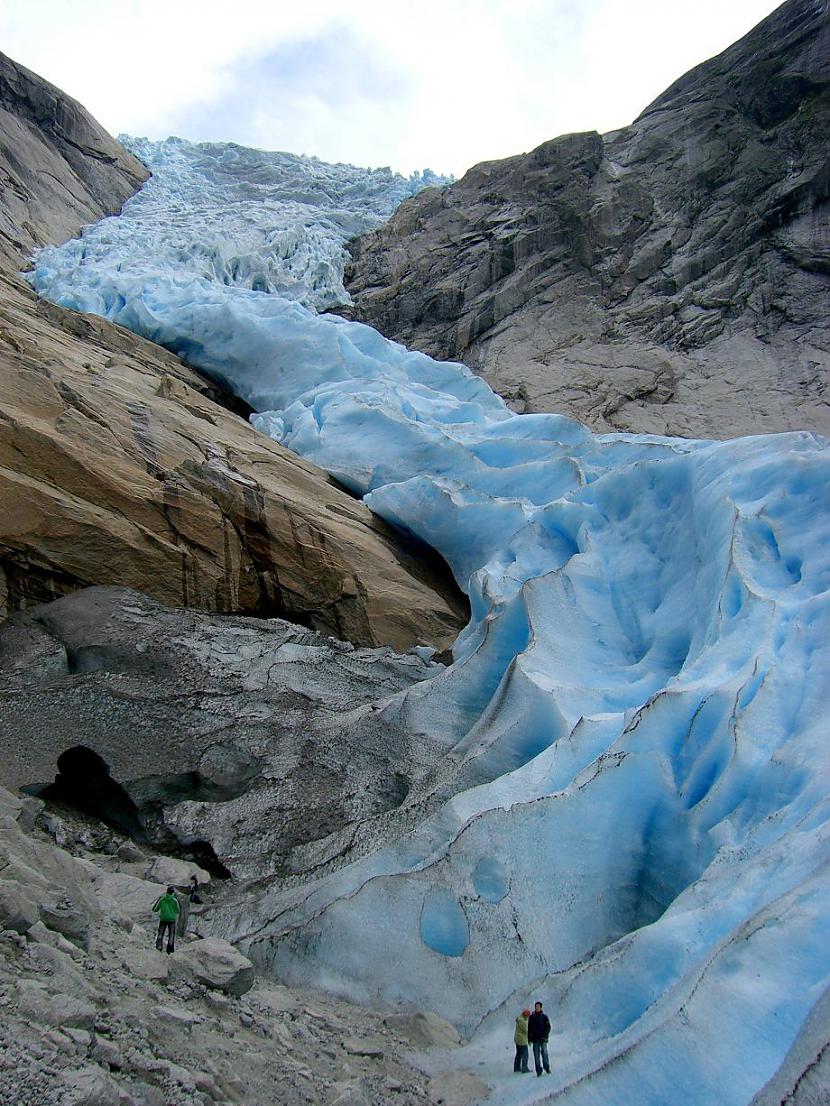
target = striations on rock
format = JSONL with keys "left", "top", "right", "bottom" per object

{"left": 342, "top": 0, "right": 830, "bottom": 439}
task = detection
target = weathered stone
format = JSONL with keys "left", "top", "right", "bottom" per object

{"left": 145, "top": 856, "right": 210, "bottom": 890}
{"left": 120, "top": 946, "right": 170, "bottom": 982}
{"left": 254, "top": 984, "right": 299, "bottom": 1016}
{"left": 15, "top": 979, "right": 96, "bottom": 1028}
{"left": 59, "top": 1064, "right": 130, "bottom": 1106}
{"left": 343, "top": 0, "right": 830, "bottom": 441}
{"left": 15, "top": 796, "right": 44, "bottom": 832}
{"left": 85, "top": 868, "right": 163, "bottom": 929}
{"left": 344, "top": 1035, "right": 385, "bottom": 1059}
{"left": 0, "top": 266, "right": 467, "bottom": 646}
{"left": 39, "top": 897, "right": 90, "bottom": 949}
{"left": 170, "top": 936, "right": 254, "bottom": 996}
{"left": 0, "top": 879, "right": 38, "bottom": 934}
{"left": 90, "top": 1036, "right": 124, "bottom": 1071}
{"left": 0, "top": 589, "right": 448, "bottom": 880}
{"left": 384, "top": 1011, "right": 462, "bottom": 1050}
{"left": 151, "top": 1003, "right": 203, "bottom": 1028}
{"left": 117, "top": 841, "right": 145, "bottom": 863}
{"left": 427, "top": 1070, "right": 490, "bottom": 1106}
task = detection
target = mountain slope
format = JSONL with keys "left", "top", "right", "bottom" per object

{"left": 0, "top": 51, "right": 148, "bottom": 274}
{"left": 0, "top": 53, "right": 466, "bottom": 649}
{"left": 342, "top": 0, "right": 830, "bottom": 438}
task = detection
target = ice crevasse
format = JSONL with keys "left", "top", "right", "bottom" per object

{"left": 29, "top": 137, "right": 830, "bottom": 1104}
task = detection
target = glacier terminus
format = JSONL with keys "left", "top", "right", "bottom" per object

{"left": 28, "top": 136, "right": 830, "bottom": 1105}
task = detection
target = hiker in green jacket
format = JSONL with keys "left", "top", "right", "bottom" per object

{"left": 153, "top": 886, "right": 181, "bottom": 954}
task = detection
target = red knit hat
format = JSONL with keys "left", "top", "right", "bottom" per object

{"left": 521, "top": 1009, "right": 531, "bottom": 1017}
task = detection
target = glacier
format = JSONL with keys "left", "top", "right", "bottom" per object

{"left": 27, "top": 137, "right": 830, "bottom": 1104}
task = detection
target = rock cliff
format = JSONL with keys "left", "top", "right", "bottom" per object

{"left": 342, "top": 0, "right": 830, "bottom": 438}
{"left": 0, "top": 52, "right": 466, "bottom": 649}
{"left": 0, "top": 51, "right": 148, "bottom": 274}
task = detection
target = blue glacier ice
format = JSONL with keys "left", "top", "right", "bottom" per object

{"left": 27, "top": 137, "right": 830, "bottom": 1104}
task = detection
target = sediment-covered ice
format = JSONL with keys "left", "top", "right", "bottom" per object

{"left": 27, "top": 138, "right": 830, "bottom": 1105}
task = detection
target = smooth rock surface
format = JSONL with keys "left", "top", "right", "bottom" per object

{"left": 0, "top": 269, "right": 466, "bottom": 647}
{"left": 385, "top": 1011, "right": 463, "bottom": 1051}
{"left": 343, "top": 0, "right": 830, "bottom": 439}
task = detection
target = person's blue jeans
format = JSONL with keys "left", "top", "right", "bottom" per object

{"left": 513, "top": 1044, "right": 529, "bottom": 1072}
{"left": 532, "top": 1040, "right": 550, "bottom": 1075}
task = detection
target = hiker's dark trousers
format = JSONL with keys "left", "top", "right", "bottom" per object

{"left": 532, "top": 1040, "right": 550, "bottom": 1075}
{"left": 156, "top": 919, "right": 176, "bottom": 953}
{"left": 514, "top": 1044, "right": 529, "bottom": 1072}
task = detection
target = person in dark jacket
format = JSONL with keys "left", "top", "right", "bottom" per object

{"left": 153, "top": 886, "right": 180, "bottom": 954}
{"left": 513, "top": 1008, "right": 531, "bottom": 1072}
{"left": 176, "top": 874, "right": 203, "bottom": 938}
{"left": 527, "top": 1000, "right": 551, "bottom": 1076}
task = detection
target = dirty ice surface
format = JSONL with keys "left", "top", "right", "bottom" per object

{"left": 29, "top": 137, "right": 830, "bottom": 1105}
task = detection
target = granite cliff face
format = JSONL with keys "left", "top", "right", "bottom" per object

{"left": 0, "top": 52, "right": 466, "bottom": 649}
{"left": 0, "top": 51, "right": 149, "bottom": 274}
{"left": 343, "top": 0, "right": 830, "bottom": 438}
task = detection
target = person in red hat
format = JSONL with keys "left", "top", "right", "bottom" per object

{"left": 513, "top": 1008, "right": 531, "bottom": 1073}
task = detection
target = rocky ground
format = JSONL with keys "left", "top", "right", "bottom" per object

{"left": 0, "top": 785, "right": 489, "bottom": 1106}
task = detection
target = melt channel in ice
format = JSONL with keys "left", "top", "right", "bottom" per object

{"left": 28, "top": 136, "right": 830, "bottom": 1106}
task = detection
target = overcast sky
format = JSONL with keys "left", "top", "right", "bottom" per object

{"left": 2, "top": 0, "right": 781, "bottom": 177}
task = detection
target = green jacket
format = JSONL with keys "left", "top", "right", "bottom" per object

{"left": 153, "top": 892, "right": 181, "bottom": 923}
{"left": 514, "top": 1014, "right": 529, "bottom": 1046}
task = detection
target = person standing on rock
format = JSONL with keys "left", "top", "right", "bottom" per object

{"left": 153, "top": 885, "right": 180, "bottom": 954}
{"left": 513, "top": 1008, "right": 531, "bottom": 1073}
{"left": 176, "top": 874, "right": 202, "bottom": 938}
{"left": 528, "top": 1001, "right": 551, "bottom": 1076}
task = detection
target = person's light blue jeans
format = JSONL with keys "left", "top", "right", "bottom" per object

{"left": 532, "top": 1040, "right": 550, "bottom": 1075}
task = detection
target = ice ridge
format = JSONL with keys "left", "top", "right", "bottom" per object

{"left": 26, "top": 137, "right": 830, "bottom": 1105}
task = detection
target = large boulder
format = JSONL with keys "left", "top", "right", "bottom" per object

{"left": 384, "top": 1011, "right": 462, "bottom": 1051}
{"left": 343, "top": 0, "right": 830, "bottom": 440}
{"left": 0, "top": 790, "right": 100, "bottom": 939}
{"left": 15, "top": 979, "right": 96, "bottom": 1029}
{"left": 171, "top": 936, "right": 254, "bottom": 996}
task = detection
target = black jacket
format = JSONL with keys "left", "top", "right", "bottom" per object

{"left": 528, "top": 1011, "right": 551, "bottom": 1042}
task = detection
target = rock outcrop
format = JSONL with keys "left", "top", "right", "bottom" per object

{"left": 0, "top": 51, "right": 466, "bottom": 649}
{"left": 0, "top": 587, "right": 451, "bottom": 878}
{"left": 0, "top": 51, "right": 149, "bottom": 275}
{"left": 342, "top": 0, "right": 830, "bottom": 439}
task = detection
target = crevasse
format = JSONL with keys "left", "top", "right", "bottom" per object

{"left": 28, "top": 137, "right": 830, "bottom": 1105}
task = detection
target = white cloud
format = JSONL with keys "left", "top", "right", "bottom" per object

{"left": 0, "top": 0, "right": 781, "bottom": 175}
